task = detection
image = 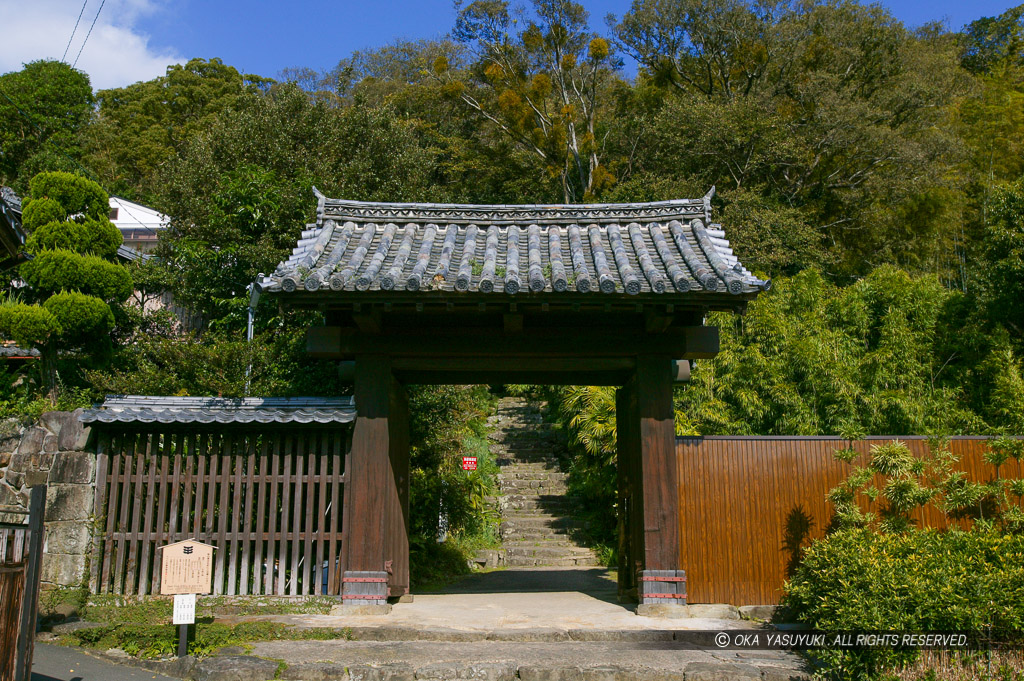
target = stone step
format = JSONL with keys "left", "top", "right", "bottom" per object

{"left": 493, "top": 450, "right": 562, "bottom": 458}
{"left": 487, "top": 395, "right": 605, "bottom": 571}
{"left": 488, "top": 423, "right": 556, "bottom": 435}
{"left": 500, "top": 515, "right": 578, "bottom": 528}
{"left": 497, "top": 463, "right": 564, "bottom": 473}
{"left": 501, "top": 497, "right": 577, "bottom": 512}
{"left": 503, "top": 555, "right": 603, "bottom": 567}
{"left": 489, "top": 443, "right": 561, "bottom": 454}
{"left": 498, "top": 480, "right": 568, "bottom": 493}
{"left": 502, "top": 540, "right": 593, "bottom": 552}
{"left": 503, "top": 538, "right": 595, "bottom": 550}
{"left": 495, "top": 458, "right": 564, "bottom": 467}
{"left": 497, "top": 472, "right": 564, "bottom": 481}
{"left": 500, "top": 527, "right": 574, "bottom": 540}
{"left": 497, "top": 472, "right": 566, "bottom": 482}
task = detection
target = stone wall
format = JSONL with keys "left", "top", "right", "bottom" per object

{"left": 0, "top": 409, "right": 94, "bottom": 589}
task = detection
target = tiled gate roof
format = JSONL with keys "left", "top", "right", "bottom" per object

{"left": 258, "top": 190, "right": 769, "bottom": 298}
{"left": 81, "top": 396, "right": 356, "bottom": 425}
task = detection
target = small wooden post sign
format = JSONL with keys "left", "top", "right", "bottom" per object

{"left": 159, "top": 539, "right": 215, "bottom": 595}
{"left": 157, "top": 539, "right": 215, "bottom": 658}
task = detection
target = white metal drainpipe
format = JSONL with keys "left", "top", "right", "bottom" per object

{"left": 244, "top": 275, "right": 263, "bottom": 394}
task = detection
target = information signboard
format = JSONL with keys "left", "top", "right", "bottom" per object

{"left": 159, "top": 540, "right": 215, "bottom": 595}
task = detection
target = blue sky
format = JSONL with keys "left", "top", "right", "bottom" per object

{"left": 1, "top": 0, "right": 1021, "bottom": 89}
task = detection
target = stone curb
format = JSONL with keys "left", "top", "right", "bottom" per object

{"left": 84, "top": 648, "right": 815, "bottom": 681}
{"left": 305, "top": 626, "right": 728, "bottom": 643}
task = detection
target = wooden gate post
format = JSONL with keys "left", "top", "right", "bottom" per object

{"left": 385, "top": 377, "right": 410, "bottom": 598}
{"left": 14, "top": 485, "right": 45, "bottom": 681}
{"left": 626, "top": 356, "right": 686, "bottom": 614}
{"left": 616, "top": 385, "right": 639, "bottom": 602}
{"left": 340, "top": 356, "right": 407, "bottom": 611}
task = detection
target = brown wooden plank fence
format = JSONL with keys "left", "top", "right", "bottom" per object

{"left": 677, "top": 436, "right": 1023, "bottom": 606}
{"left": 91, "top": 427, "right": 348, "bottom": 597}
{"left": 1, "top": 486, "right": 45, "bottom": 681}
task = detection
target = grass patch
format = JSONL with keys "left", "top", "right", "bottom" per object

{"left": 83, "top": 595, "right": 335, "bottom": 625}
{"left": 64, "top": 621, "right": 353, "bottom": 659}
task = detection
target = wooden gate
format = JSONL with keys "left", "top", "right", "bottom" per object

{"left": 1, "top": 485, "right": 45, "bottom": 681}
{"left": 91, "top": 427, "right": 348, "bottom": 596}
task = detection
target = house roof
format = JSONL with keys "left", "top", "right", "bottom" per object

{"left": 0, "top": 343, "right": 40, "bottom": 359}
{"left": 0, "top": 187, "right": 26, "bottom": 267}
{"left": 109, "top": 197, "right": 168, "bottom": 230}
{"left": 116, "top": 244, "right": 154, "bottom": 263}
{"left": 80, "top": 395, "right": 356, "bottom": 425}
{"left": 258, "top": 189, "right": 769, "bottom": 300}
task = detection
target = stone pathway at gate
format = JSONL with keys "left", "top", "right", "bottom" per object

{"left": 74, "top": 570, "right": 813, "bottom": 680}
{"left": 481, "top": 396, "right": 600, "bottom": 569}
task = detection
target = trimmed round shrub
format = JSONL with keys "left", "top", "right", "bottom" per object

{"left": 20, "top": 249, "right": 133, "bottom": 301}
{"left": 21, "top": 197, "right": 65, "bottom": 231}
{"left": 43, "top": 291, "right": 114, "bottom": 345}
{"left": 26, "top": 218, "right": 122, "bottom": 259}
{"left": 28, "top": 171, "right": 108, "bottom": 220}
{"left": 0, "top": 302, "right": 61, "bottom": 346}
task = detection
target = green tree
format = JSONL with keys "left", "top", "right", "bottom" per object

{"left": 0, "top": 172, "right": 131, "bottom": 398}
{"left": 959, "top": 3, "right": 1024, "bottom": 74}
{"left": 611, "top": 0, "right": 970, "bottom": 278}
{"left": 436, "top": 0, "right": 620, "bottom": 201}
{"left": 979, "top": 179, "right": 1024, "bottom": 338}
{"left": 153, "top": 84, "right": 437, "bottom": 325}
{"left": 80, "top": 58, "right": 272, "bottom": 201}
{"left": 0, "top": 61, "right": 93, "bottom": 189}
{"left": 675, "top": 267, "right": 991, "bottom": 437}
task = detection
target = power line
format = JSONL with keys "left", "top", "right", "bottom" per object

{"left": 62, "top": 0, "right": 90, "bottom": 63}
{"left": 72, "top": 0, "right": 106, "bottom": 69}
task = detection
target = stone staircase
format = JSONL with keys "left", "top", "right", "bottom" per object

{"left": 485, "top": 397, "right": 600, "bottom": 568}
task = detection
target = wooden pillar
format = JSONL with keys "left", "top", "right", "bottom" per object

{"left": 621, "top": 356, "right": 686, "bottom": 610}
{"left": 340, "top": 355, "right": 408, "bottom": 607}
{"left": 636, "top": 355, "right": 680, "bottom": 570}
{"left": 616, "top": 386, "right": 640, "bottom": 602}
{"left": 385, "top": 379, "right": 410, "bottom": 597}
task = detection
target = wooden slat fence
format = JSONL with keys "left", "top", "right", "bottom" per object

{"left": 91, "top": 426, "right": 348, "bottom": 597}
{"left": 1, "top": 485, "right": 45, "bottom": 681}
{"left": 677, "top": 436, "right": 1024, "bottom": 606}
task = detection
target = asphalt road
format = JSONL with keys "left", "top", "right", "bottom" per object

{"left": 30, "top": 643, "right": 175, "bottom": 681}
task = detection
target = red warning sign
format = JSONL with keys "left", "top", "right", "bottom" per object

{"left": 462, "top": 456, "right": 478, "bottom": 471}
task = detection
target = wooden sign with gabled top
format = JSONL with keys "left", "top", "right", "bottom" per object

{"left": 157, "top": 539, "right": 215, "bottom": 595}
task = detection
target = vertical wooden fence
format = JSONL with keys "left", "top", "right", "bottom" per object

{"left": 1, "top": 485, "right": 45, "bottom": 681}
{"left": 91, "top": 426, "right": 348, "bottom": 597}
{"left": 677, "top": 436, "right": 1023, "bottom": 606}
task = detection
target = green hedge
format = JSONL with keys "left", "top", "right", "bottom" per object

{"left": 27, "top": 171, "right": 108, "bottom": 220}
{"left": 43, "top": 291, "right": 115, "bottom": 344}
{"left": 27, "top": 218, "right": 122, "bottom": 259}
{"left": 21, "top": 249, "right": 132, "bottom": 301}
{"left": 0, "top": 302, "right": 60, "bottom": 346}
{"left": 21, "top": 197, "right": 65, "bottom": 231}
{"left": 782, "top": 528, "right": 1024, "bottom": 678}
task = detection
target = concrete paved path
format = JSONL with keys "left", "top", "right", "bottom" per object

{"left": 31, "top": 643, "right": 175, "bottom": 681}
{"left": 228, "top": 568, "right": 749, "bottom": 633}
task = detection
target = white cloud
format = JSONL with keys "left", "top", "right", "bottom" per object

{"left": 0, "top": 0, "right": 182, "bottom": 89}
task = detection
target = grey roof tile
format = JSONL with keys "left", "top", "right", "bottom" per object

{"left": 259, "top": 191, "right": 770, "bottom": 297}
{"left": 80, "top": 395, "right": 355, "bottom": 425}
